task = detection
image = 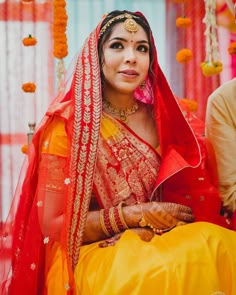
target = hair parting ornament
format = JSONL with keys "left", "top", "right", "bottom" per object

{"left": 99, "top": 13, "right": 139, "bottom": 39}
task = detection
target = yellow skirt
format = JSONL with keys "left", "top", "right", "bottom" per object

{"left": 46, "top": 222, "right": 236, "bottom": 295}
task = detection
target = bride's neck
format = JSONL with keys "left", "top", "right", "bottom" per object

{"left": 103, "top": 94, "right": 136, "bottom": 109}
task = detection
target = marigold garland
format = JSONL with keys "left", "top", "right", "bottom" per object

{"left": 228, "top": 42, "right": 236, "bottom": 55}
{"left": 201, "top": 0, "right": 223, "bottom": 76}
{"left": 176, "top": 17, "right": 192, "bottom": 28}
{"left": 22, "top": 34, "right": 37, "bottom": 46}
{"left": 53, "top": 0, "right": 68, "bottom": 59}
{"left": 22, "top": 82, "right": 36, "bottom": 93}
{"left": 176, "top": 48, "right": 193, "bottom": 63}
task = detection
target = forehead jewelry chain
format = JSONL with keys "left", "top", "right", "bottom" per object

{"left": 102, "top": 98, "right": 139, "bottom": 124}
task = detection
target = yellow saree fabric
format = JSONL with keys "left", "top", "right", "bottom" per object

{"left": 43, "top": 116, "right": 236, "bottom": 295}
{"left": 74, "top": 222, "right": 236, "bottom": 295}
{"left": 47, "top": 222, "right": 236, "bottom": 295}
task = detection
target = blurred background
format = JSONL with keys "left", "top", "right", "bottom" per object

{"left": 0, "top": 0, "right": 235, "bottom": 222}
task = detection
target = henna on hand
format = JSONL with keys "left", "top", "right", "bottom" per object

{"left": 140, "top": 202, "right": 194, "bottom": 232}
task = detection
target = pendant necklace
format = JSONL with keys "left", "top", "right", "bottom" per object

{"left": 102, "top": 98, "right": 139, "bottom": 124}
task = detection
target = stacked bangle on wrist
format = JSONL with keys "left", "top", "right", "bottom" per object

{"left": 100, "top": 202, "right": 129, "bottom": 237}
{"left": 100, "top": 208, "right": 114, "bottom": 237}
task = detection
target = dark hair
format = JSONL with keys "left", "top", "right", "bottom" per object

{"left": 97, "top": 10, "right": 154, "bottom": 86}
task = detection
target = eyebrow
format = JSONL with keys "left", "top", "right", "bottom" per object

{"left": 109, "top": 37, "right": 149, "bottom": 44}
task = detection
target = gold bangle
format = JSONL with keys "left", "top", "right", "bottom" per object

{"left": 100, "top": 209, "right": 111, "bottom": 237}
{"left": 109, "top": 207, "right": 120, "bottom": 234}
{"left": 117, "top": 202, "right": 129, "bottom": 229}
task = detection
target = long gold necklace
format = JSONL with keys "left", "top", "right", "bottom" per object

{"left": 102, "top": 98, "right": 139, "bottom": 124}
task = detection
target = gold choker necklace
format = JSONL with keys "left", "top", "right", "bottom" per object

{"left": 102, "top": 99, "right": 139, "bottom": 123}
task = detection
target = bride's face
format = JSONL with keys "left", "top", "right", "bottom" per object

{"left": 102, "top": 22, "right": 150, "bottom": 95}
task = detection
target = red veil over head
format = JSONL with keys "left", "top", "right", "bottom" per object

{"left": 0, "top": 10, "right": 227, "bottom": 294}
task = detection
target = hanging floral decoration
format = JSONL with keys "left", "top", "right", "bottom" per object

{"left": 21, "top": 3, "right": 37, "bottom": 153}
{"left": 175, "top": 0, "right": 193, "bottom": 64}
{"left": 228, "top": 41, "right": 236, "bottom": 54}
{"left": 53, "top": 0, "right": 68, "bottom": 59}
{"left": 22, "top": 34, "right": 37, "bottom": 94}
{"left": 201, "top": 0, "right": 223, "bottom": 76}
{"left": 176, "top": 48, "right": 193, "bottom": 63}
{"left": 22, "top": 34, "right": 37, "bottom": 46}
{"left": 22, "top": 82, "right": 37, "bottom": 93}
{"left": 53, "top": 0, "right": 68, "bottom": 86}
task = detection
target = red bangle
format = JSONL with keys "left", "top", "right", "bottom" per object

{"left": 100, "top": 208, "right": 115, "bottom": 237}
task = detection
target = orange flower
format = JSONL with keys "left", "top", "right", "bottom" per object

{"left": 22, "top": 82, "right": 36, "bottom": 93}
{"left": 200, "top": 61, "right": 223, "bottom": 76}
{"left": 22, "top": 34, "right": 37, "bottom": 46}
{"left": 176, "top": 48, "right": 193, "bottom": 63}
{"left": 228, "top": 42, "right": 236, "bottom": 55}
{"left": 181, "top": 98, "right": 198, "bottom": 112}
{"left": 176, "top": 17, "right": 192, "bottom": 29}
{"left": 21, "top": 144, "right": 28, "bottom": 154}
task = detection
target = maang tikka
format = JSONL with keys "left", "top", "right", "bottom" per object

{"left": 123, "top": 14, "right": 139, "bottom": 33}
{"left": 99, "top": 13, "right": 139, "bottom": 39}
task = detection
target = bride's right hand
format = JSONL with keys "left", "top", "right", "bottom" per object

{"left": 140, "top": 201, "right": 194, "bottom": 231}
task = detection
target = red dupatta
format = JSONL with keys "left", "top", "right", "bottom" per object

{"left": 0, "top": 21, "right": 104, "bottom": 294}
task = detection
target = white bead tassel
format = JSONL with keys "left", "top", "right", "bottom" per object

{"left": 203, "top": 0, "right": 220, "bottom": 64}
{"left": 56, "top": 58, "right": 65, "bottom": 88}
